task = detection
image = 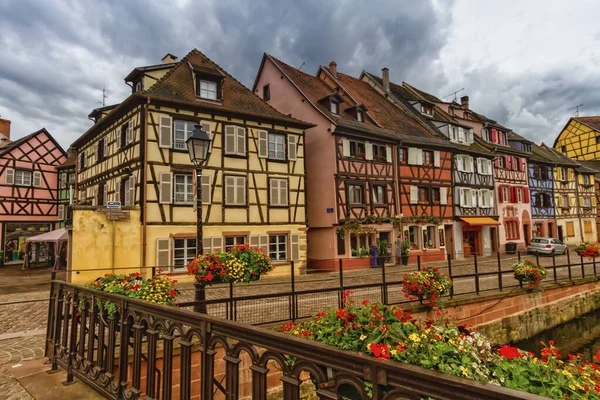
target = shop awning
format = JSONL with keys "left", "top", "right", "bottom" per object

{"left": 25, "top": 228, "right": 68, "bottom": 244}
{"left": 460, "top": 217, "right": 500, "bottom": 226}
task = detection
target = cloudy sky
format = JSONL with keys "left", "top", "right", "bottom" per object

{"left": 1, "top": 0, "right": 600, "bottom": 149}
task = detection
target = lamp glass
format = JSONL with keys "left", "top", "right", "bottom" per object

{"left": 185, "top": 125, "right": 211, "bottom": 166}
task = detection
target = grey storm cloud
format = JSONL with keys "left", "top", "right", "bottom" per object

{"left": 1, "top": 0, "right": 599, "bottom": 149}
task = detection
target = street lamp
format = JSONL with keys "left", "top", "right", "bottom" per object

{"left": 185, "top": 124, "right": 212, "bottom": 313}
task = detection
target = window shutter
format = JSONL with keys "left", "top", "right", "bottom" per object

{"left": 409, "top": 186, "right": 418, "bottom": 204}
{"left": 225, "top": 176, "right": 235, "bottom": 204}
{"left": 203, "top": 237, "right": 213, "bottom": 254}
{"left": 491, "top": 129, "right": 498, "bottom": 143}
{"left": 342, "top": 139, "right": 350, "bottom": 157}
{"left": 578, "top": 174, "right": 583, "bottom": 185}
{"left": 433, "top": 151, "right": 440, "bottom": 167}
{"left": 94, "top": 142, "right": 99, "bottom": 164}
{"left": 201, "top": 174, "right": 211, "bottom": 204}
{"left": 115, "top": 179, "right": 121, "bottom": 202}
{"left": 236, "top": 126, "right": 246, "bottom": 155}
{"left": 58, "top": 205, "right": 64, "bottom": 220}
{"left": 593, "top": 196, "right": 597, "bottom": 207}
{"left": 258, "top": 130, "right": 268, "bottom": 158}
{"left": 159, "top": 172, "right": 173, "bottom": 204}
{"left": 33, "top": 171, "right": 41, "bottom": 187}
{"left": 159, "top": 116, "right": 172, "bottom": 148}
{"left": 116, "top": 128, "right": 122, "bottom": 149}
{"left": 270, "top": 179, "right": 278, "bottom": 205}
{"left": 520, "top": 158, "right": 526, "bottom": 171}
{"left": 408, "top": 148, "right": 417, "bottom": 164}
{"left": 458, "top": 127, "right": 465, "bottom": 142}
{"left": 126, "top": 120, "right": 133, "bottom": 144}
{"left": 156, "top": 238, "right": 170, "bottom": 267}
{"left": 225, "top": 126, "right": 236, "bottom": 154}
{"left": 440, "top": 187, "right": 447, "bottom": 205}
{"left": 468, "top": 156, "right": 474, "bottom": 172}
{"left": 456, "top": 155, "right": 464, "bottom": 172}
{"left": 579, "top": 196, "right": 584, "bottom": 206}
{"left": 386, "top": 145, "right": 392, "bottom": 163}
{"left": 103, "top": 184, "right": 108, "bottom": 205}
{"left": 476, "top": 158, "right": 482, "bottom": 173}
{"left": 489, "top": 190, "right": 494, "bottom": 208}
{"left": 477, "top": 189, "right": 483, "bottom": 207}
{"left": 494, "top": 157, "right": 499, "bottom": 168}
{"left": 212, "top": 237, "right": 223, "bottom": 252}
{"left": 365, "top": 142, "right": 373, "bottom": 160}
{"left": 291, "top": 234, "right": 300, "bottom": 261}
{"left": 416, "top": 149, "right": 423, "bottom": 165}
{"left": 591, "top": 175, "right": 596, "bottom": 185}
{"left": 504, "top": 156, "right": 510, "bottom": 170}
{"left": 201, "top": 121, "right": 212, "bottom": 152}
{"left": 524, "top": 187, "right": 529, "bottom": 203}
{"left": 556, "top": 195, "right": 561, "bottom": 207}
{"left": 281, "top": 179, "right": 288, "bottom": 206}
{"left": 104, "top": 137, "right": 109, "bottom": 157}
{"left": 249, "top": 235, "right": 260, "bottom": 248}
{"left": 259, "top": 235, "right": 269, "bottom": 254}
{"left": 128, "top": 175, "right": 135, "bottom": 206}
{"left": 124, "top": 179, "right": 130, "bottom": 206}
{"left": 236, "top": 176, "right": 246, "bottom": 205}
{"left": 459, "top": 188, "right": 465, "bottom": 206}
{"left": 288, "top": 135, "right": 298, "bottom": 161}
{"left": 486, "top": 159, "right": 492, "bottom": 175}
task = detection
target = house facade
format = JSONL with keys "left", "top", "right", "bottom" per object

{"left": 576, "top": 165, "right": 598, "bottom": 243}
{"left": 0, "top": 128, "right": 67, "bottom": 265}
{"left": 57, "top": 151, "right": 76, "bottom": 229}
{"left": 366, "top": 77, "right": 498, "bottom": 258}
{"left": 554, "top": 116, "right": 600, "bottom": 160}
{"left": 70, "top": 50, "right": 310, "bottom": 282}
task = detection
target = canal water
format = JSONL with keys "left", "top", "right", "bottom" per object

{"left": 515, "top": 308, "right": 600, "bottom": 361}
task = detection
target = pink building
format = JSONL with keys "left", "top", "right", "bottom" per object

{"left": 0, "top": 127, "right": 67, "bottom": 265}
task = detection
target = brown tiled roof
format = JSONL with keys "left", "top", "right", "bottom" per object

{"left": 573, "top": 116, "right": 600, "bottom": 131}
{"left": 402, "top": 82, "right": 443, "bottom": 103}
{"left": 142, "top": 49, "right": 311, "bottom": 127}
{"left": 538, "top": 144, "right": 580, "bottom": 167}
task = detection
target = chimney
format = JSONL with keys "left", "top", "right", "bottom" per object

{"left": 382, "top": 67, "right": 390, "bottom": 90}
{"left": 161, "top": 53, "right": 178, "bottom": 64}
{"left": 329, "top": 61, "right": 337, "bottom": 78}
{"left": 460, "top": 95, "right": 469, "bottom": 109}
{"left": 0, "top": 118, "right": 11, "bottom": 140}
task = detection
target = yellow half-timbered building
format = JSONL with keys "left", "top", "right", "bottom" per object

{"left": 554, "top": 116, "right": 600, "bottom": 160}
{"left": 70, "top": 50, "right": 311, "bottom": 282}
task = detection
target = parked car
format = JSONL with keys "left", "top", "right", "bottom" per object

{"left": 527, "top": 237, "right": 567, "bottom": 256}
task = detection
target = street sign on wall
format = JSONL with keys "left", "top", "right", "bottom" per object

{"left": 107, "top": 201, "right": 121, "bottom": 209}
{"left": 106, "top": 211, "right": 130, "bottom": 221}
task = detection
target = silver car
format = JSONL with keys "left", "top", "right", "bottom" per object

{"left": 527, "top": 237, "right": 567, "bottom": 256}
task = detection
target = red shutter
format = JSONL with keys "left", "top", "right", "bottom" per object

{"left": 520, "top": 158, "right": 526, "bottom": 171}
{"left": 524, "top": 187, "right": 529, "bottom": 203}
{"left": 504, "top": 156, "right": 511, "bottom": 169}
{"left": 498, "top": 131, "right": 504, "bottom": 144}
{"left": 510, "top": 186, "right": 517, "bottom": 203}
{"left": 494, "top": 157, "right": 499, "bottom": 168}
{"left": 491, "top": 129, "right": 498, "bottom": 143}
{"left": 498, "top": 186, "right": 503, "bottom": 202}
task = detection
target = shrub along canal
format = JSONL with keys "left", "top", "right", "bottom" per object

{"left": 515, "top": 307, "right": 600, "bottom": 361}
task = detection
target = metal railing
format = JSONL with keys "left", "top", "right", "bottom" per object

{"left": 46, "top": 281, "right": 544, "bottom": 399}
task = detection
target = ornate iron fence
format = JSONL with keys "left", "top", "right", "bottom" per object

{"left": 46, "top": 281, "right": 545, "bottom": 400}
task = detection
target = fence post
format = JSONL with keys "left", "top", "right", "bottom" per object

{"left": 447, "top": 253, "right": 454, "bottom": 298}
{"left": 581, "top": 255, "right": 586, "bottom": 279}
{"left": 381, "top": 260, "right": 388, "bottom": 305}
{"left": 552, "top": 251, "right": 557, "bottom": 283}
{"left": 567, "top": 249, "right": 572, "bottom": 280}
{"left": 338, "top": 258, "right": 344, "bottom": 309}
{"left": 517, "top": 251, "right": 521, "bottom": 262}
{"left": 474, "top": 252, "right": 480, "bottom": 295}
{"left": 594, "top": 256, "right": 597, "bottom": 276}
{"left": 417, "top": 256, "right": 421, "bottom": 271}
{"left": 497, "top": 250, "right": 503, "bottom": 291}
{"left": 535, "top": 250, "right": 540, "bottom": 267}
{"left": 290, "top": 261, "right": 296, "bottom": 321}
{"left": 229, "top": 282, "right": 234, "bottom": 321}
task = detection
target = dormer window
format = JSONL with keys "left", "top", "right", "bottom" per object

{"left": 199, "top": 80, "right": 217, "bottom": 100}
{"left": 357, "top": 111, "right": 363, "bottom": 122}
{"left": 420, "top": 103, "right": 433, "bottom": 116}
{"left": 330, "top": 101, "right": 339, "bottom": 114}
{"left": 523, "top": 143, "right": 532, "bottom": 153}
{"left": 134, "top": 80, "right": 143, "bottom": 92}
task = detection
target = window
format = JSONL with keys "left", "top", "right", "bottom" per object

{"left": 356, "top": 111, "right": 363, "bottom": 122}
{"left": 348, "top": 184, "right": 364, "bottom": 205}
{"left": 461, "top": 188, "right": 475, "bottom": 207}
{"left": 120, "top": 124, "right": 128, "bottom": 148}
{"left": 97, "top": 138, "right": 105, "bottom": 162}
{"left": 497, "top": 156, "right": 505, "bottom": 168}
{"left": 174, "top": 120, "right": 195, "bottom": 150}
{"left": 79, "top": 190, "right": 86, "bottom": 204}
{"left": 477, "top": 158, "right": 491, "bottom": 175}
{"left": 423, "top": 226, "right": 436, "bottom": 248}
{"left": 174, "top": 239, "right": 196, "bottom": 269}
{"left": 502, "top": 187, "right": 509, "bottom": 203}
{"left": 420, "top": 103, "right": 433, "bottom": 115}
{"left": 585, "top": 220, "right": 593, "bottom": 233}
{"left": 408, "top": 226, "right": 419, "bottom": 248}
{"left": 398, "top": 147, "right": 408, "bottom": 164}
{"left": 513, "top": 157, "right": 520, "bottom": 171}
{"left": 350, "top": 233, "right": 369, "bottom": 256}
{"left": 269, "top": 234, "right": 287, "bottom": 261}
{"left": 14, "top": 170, "right": 32, "bottom": 186}
{"left": 174, "top": 174, "right": 193, "bottom": 204}
{"left": 583, "top": 175, "right": 591, "bottom": 185}
{"left": 483, "top": 129, "right": 491, "bottom": 142}
{"left": 566, "top": 222, "right": 575, "bottom": 237}
{"left": 431, "top": 187, "right": 440, "bottom": 203}
{"left": 330, "top": 101, "right": 339, "bottom": 114}
{"left": 98, "top": 182, "right": 106, "bottom": 206}
{"left": 561, "top": 195, "right": 569, "bottom": 208}
{"left": 225, "top": 236, "right": 246, "bottom": 251}
{"left": 372, "top": 144, "right": 387, "bottom": 162}
{"left": 418, "top": 186, "right": 430, "bottom": 203}
{"left": 371, "top": 185, "right": 386, "bottom": 204}
{"left": 505, "top": 221, "right": 519, "bottom": 240}
{"left": 480, "top": 190, "right": 493, "bottom": 208}
{"left": 79, "top": 152, "right": 86, "bottom": 170}
{"left": 583, "top": 197, "right": 592, "bottom": 208}
{"left": 560, "top": 168, "right": 567, "bottom": 181}
{"left": 224, "top": 126, "right": 246, "bottom": 156}
{"left": 349, "top": 140, "right": 365, "bottom": 159}
{"left": 263, "top": 84, "right": 270, "bottom": 101}
{"left": 199, "top": 80, "right": 217, "bottom": 100}
{"left": 423, "top": 150, "right": 434, "bottom": 166}
{"left": 523, "top": 144, "right": 532, "bottom": 153}
{"left": 561, "top": 145, "right": 567, "bottom": 153}
{"left": 596, "top": 136, "right": 600, "bottom": 145}
{"left": 516, "top": 187, "right": 523, "bottom": 203}
{"left": 268, "top": 133, "right": 286, "bottom": 160}
{"left": 450, "top": 126, "right": 458, "bottom": 142}
{"left": 59, "top": 173, "right": 66, "bottom": 189}
{"left": 270, "top": 178, "right": 288, "bottom": 206}
{"left": 224, "top": 176, "right": 246, "bottom": 206}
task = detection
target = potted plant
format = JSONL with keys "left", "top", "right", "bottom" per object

{"left": 512, "top": 260, "right": 547, "bottom": 289}
{"left": 574, "top": 242, "right": 600, "bottom": 259}
{"left": 399, "top": 239, "right": 411, "bottom": 265}
{"left": 376, "top": 239, "right": 390, "bottom": 267}
{"left": 401, "top": 266, "right": 452, "bottom": 307}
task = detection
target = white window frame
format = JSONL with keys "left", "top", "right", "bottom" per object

{"left": 199, "top": 80, "right": 217, "bottom": 100}
{"left": 14, "top": 170, "right": 32, "bottom": 186}
{"left": 330, "top": 101, "right": 339, "bottom": 114}
{"left": 502, "top": 186, "right": 509, "bottom": 203}
{"left": 268, "top": 133, "right": 286, "bottom": 160}
{"left": 225, "top": 175, "right": 246, "bottom": 206}
{"left": 173, "top": 238, "right": 197, "bottom": 270}
{"left": 225, "top": 236, "right": 247, "bottom": 251}
{"left": 348, "top": 184, "right": 364, "bottom": 205}
{"left": 372, "top": 184, "right": 385, "bottom": 204}
{"left": 174, "top": 174, "right": 194, "bottom": 204}
{"left": 517, "top": 187, "right": 523, "bottom": 203}
{"left": 269, "top": 234, "right": 288, "bottom": 262}
{"left": 583, "top": 197, "right": 592, "bottom": 208}
{"left": 173, "top": 120, "right": 195, "bottom": 150}
{"left": 270, "top": 178, "right": 288, "bottom": 206}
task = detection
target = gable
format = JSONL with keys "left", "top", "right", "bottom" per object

{"left": 1, "top": 130, "right": 66, "bottom": 166}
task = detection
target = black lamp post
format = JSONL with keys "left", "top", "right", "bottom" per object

{"left": 185, "top": 124, "right": 211, "bottom": 313}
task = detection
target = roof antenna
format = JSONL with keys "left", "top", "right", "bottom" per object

{"left": 298, "top": 61, "right": 305, "bottom": 71}
{"left": 442, "top": 88, "right": 464, "bottom": 102}
{"left": 567, "top": 104, "right": 584, "bottom": 117}
{"left": 98, "top": 86, "right": 109, "bottom": 107}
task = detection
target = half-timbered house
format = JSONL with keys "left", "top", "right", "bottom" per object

{"left": 362, "top": 75, "right": 498, "bottom": 258}
{"left": 0, "top": 128, "right": 67, "bottom": 265}
{"left": 69, "top": 50, "right": 311, "bottom": 280}
{"left": 57, "top": 151, "right": 76, "bottom": 229}
{"left": 578, "top": 160, "right": 600, "bottom": 241}
{"left": 554, "top": 116, "right": 600, "bottom": 160}
{"left": 576, "top": 164, "right": 598, "bottom": 243}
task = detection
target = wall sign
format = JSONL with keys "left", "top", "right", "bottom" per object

{"left": 326, "top": 208, "right": 334, "bottom": 213}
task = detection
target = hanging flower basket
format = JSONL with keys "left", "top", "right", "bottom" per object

{"left": 574, "top": 242, "right": 600, "bottom": 259}
{"left": 401, "top": 266, "right": 452, "bottom": 307}
{"left": 512, "top": 260, "right": 547, "bottom": 289}
{"left": 187, "top": 244, "right": 273, "bottom": 286}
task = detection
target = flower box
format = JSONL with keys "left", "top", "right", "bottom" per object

{"left": 512, "top": 260, "right": 546, "bottom": 289}
{"left": 401, "top": 266, "right": 452, "bottom": 307}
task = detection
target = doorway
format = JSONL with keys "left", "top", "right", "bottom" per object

{"left": 490, "top": 227, "right": 498, "bottom": 253}
{"left": 548, "top": 222, "right": 555, "bottom": 238}
{"left": 557, "top": 225, "right": 564, "bottom": 242}
{"left": 444, "top": 225, "right": 454, "bottom": 258}
{"left": 463, "top": 228, "right": 481, "bottom": 256}
{"left": 523, "top": 224, "right": 530, "bottom": 246}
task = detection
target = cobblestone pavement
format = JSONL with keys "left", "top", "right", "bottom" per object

{"left": 0, "top": 364, "right": 34, "bottom": 400}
